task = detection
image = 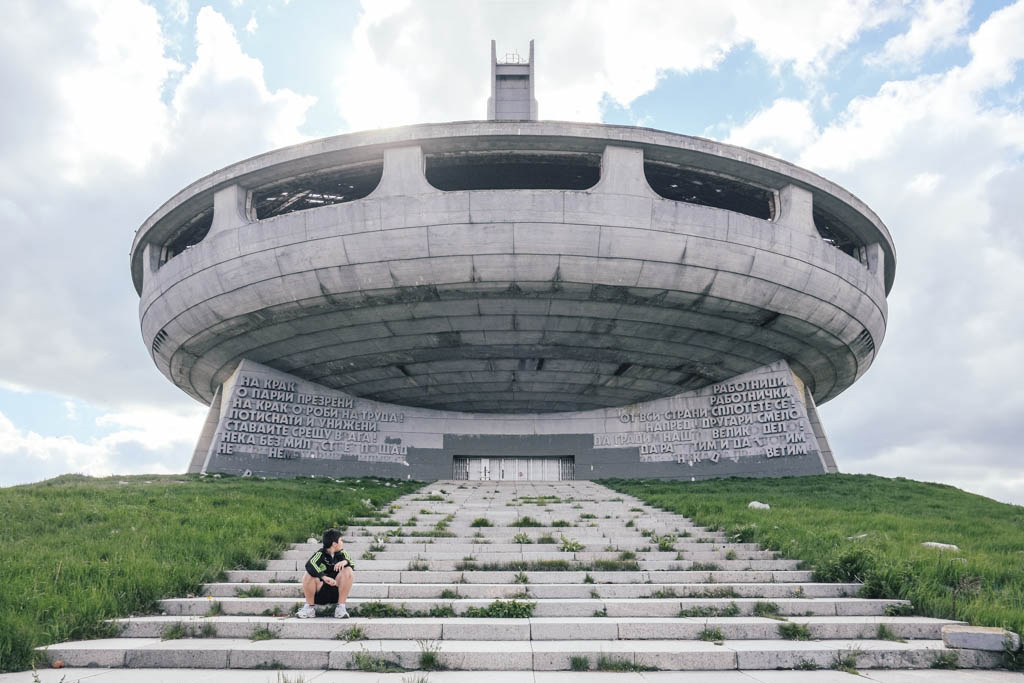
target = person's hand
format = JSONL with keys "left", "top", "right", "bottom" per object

{"left": 323, "top": 576, "right": 337, "bottom": 586}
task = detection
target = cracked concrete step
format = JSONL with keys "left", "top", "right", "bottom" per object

{"left": 113, "top": 615, "right": 964, "bottom": 641}
{"left": 223, "top": 568, "right": 818, "bottom": 583}
{"left": 159, "top": 596, "right": 909, "bottom": 617}
{"left": 202, "top": 581, "right": 861, "bottom": 599}
{"left": 41, "top": 638, "right": 1001, "bottom": 671}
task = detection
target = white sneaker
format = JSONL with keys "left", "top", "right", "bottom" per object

{"left": 295, "top": 604, "right": 316, "bottom": 619}
{"left": 334, "top": 604, "right": 349, "bottom": 619}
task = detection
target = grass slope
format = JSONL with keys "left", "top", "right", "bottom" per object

{"left": 0, "top": 473, "right": 420, "bottom": 672}
{"left": 605, "top": 474, "right": 1024, "bottom": 638}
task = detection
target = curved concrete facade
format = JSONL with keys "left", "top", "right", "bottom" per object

{"left": 133, "top": 121, "right": 893, "bottom": 415}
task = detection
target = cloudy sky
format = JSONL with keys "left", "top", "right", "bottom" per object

{"left": 1, "top": 0, "right": 1022, "bottom": 504}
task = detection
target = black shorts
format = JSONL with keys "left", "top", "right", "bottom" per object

{"left": 314, "top": 581, "right": 339, "bottom": 605}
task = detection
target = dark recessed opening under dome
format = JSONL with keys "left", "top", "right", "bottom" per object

{"left": 813, "top": 207, "right": 864, "bottom": 259}
{"left": 251, "top": 162, "right": 384, "bottom": 219}
{"left": 644, "top": 161, "right": 774, "bottom": 220}
{"left": 426, "top": 150, "right": 600, "bottom": 190}
{"left": 162, "top": 207, "right": 213, "bottom": 264}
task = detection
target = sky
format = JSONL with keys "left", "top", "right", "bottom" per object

{"left": 1, "top": 0, "right": 1022, "bottom": 505}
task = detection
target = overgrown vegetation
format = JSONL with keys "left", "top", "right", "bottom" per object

{"left": 462, "top": 599, "right": 536, "bottom": 618}
{"left": 778, "top": 622, "right": 812, "bottom": 641}
{"left": 595, "top": 655, "right": 658, "bottom": 672}
{"left": 604, "top": 474, "right": 1024, "bottom": 636}
{"left": 679, "top": 602, "right": 740, "bottom": 617}
{"left": 349, "top": 601, "right": 455, "bottom": 619}
{"left": 0, "top": 473, "right": 419, "bottom": 672}
{"left": 509, "top": 516, "right": 542, "bottom": 527}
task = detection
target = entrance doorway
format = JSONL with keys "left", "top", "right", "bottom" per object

{"left": 452, "top": 456, "right": 574, "bottom": 481}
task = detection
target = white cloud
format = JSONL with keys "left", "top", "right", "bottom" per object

{"left": 0, "top": 2, "right": 314, "bottom": 414}
{"left": 741, "top": 2, "right": 1024, "bottom": 507}
{"left": 245, "top": 13, "right": 258, "bottom": 34}
{"left": 725, "top": 99, "right": 818, "bottom": 159}
{"left": 0, "top": 406, "right": 206, "bottom": 486}
{"left": 333, "top": 0, "right": 901, "bottom": 130}
{"left": 867, "top": 0, "right": 970, "bottom": 68}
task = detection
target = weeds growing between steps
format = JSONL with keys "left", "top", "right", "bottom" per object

{"left": 605, "top": 473, "right": 1024, "bottom": 638}
{"left": 0, "top": 473, "right": 420, "bottom": 673}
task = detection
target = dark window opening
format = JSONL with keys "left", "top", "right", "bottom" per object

{"left": 251, "top": 162, "right": 384, "bottom": 219}
{"left": 162, "top": 207, "right": 213, "bottom": 264}
{"left": 644, "top": 161, "right": 773, "bottom": 220}
{"left": 425, "top": 151, "right": 600, "bottom": 190}
{"left": 151, "top": 328, "right": 168, "bottom": 356}
{"left": 813, "top": 207, "right": 863, "bottom": 259}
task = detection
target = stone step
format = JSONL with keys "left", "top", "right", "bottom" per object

{"left": 160, "top": 596, "right": 908, "bottom": 618}
{"left": 343, "top": 527, "right": 724, "bottom": 537}
{"left": 280, "top": 542, "right": 764, "bottom": 556}
{"left": 283, "top": 550, "right": 775, "bottom": 562}
{"left": 202, "top": 581, "right": 860, "bottom": 599}
{"left": 41, "top": 637, "right": 1001, "bottom": 670}
{"left": 261, "top": 558, "right": 800, "bottom": 571}
{"left": 268, "top": 552, "right": 776, "bottom": 567}
{"left": 112, "top": 615, "right": 962, "bottom": 641}
{"left": 224, "top": 568, "right": 817, "bottom": 583}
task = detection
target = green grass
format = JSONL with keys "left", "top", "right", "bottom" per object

{"left": 698, "top": 627, "right": 724, "bottom": 641}
{"left": 250, "top": 625, "right": 278, "bottom": 641}
{"left": 351, "top": 647, "right": 404, "bottom": 672}
{"left": 559, "top": 536, "right": 583, "bottom": 552}
{"left": 509, "top": 516, "right": 542, "bottom": 527}
{"left": 347, "top": 601, "right": 455, "bottom": 619}
{"left": 679, "top": 602, "right": 740, "bottom": 617}
{"left": 778, "top": 622, "right": 812, "bottom": 640}
{"left": 603, "top": 474, "right": 1024, "bottom": 636}
{"left": 0, "top": 473, "right": 420, "bottom": 672}
{"left": 338, "top": 626, "right": 365, "bottom": 642}
{"left": 595, "top": 655, "right": 658, "bottom": 671}
{"left": 752, "top": 601, "right": 780, "bottom": 617}
{"left": 569, "top": 655, "right": 590, "bottom": 671}
{"left": 470, "top": 517, "right": 492, "bottom": 527}
{"left": 417, "top": 640, "right": 445, "bottom": 671}
{"left": 462, "top": 599, "right": 536, "bottom": 618}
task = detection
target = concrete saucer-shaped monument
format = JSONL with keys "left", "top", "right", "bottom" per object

{"left": 131, "top": 41, "right": 894, "bottom": 481}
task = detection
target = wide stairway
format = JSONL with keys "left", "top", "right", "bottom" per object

{"left": 42, "top": 480, "right": 1000, "bottom": 672}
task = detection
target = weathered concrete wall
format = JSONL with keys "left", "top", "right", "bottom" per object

{"left": 198, "top": 359, "right": 830, "bottom": 481}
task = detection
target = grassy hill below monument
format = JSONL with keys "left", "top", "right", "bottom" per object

{"left": 0, "top": 474, "right": 420, "bottom": 672}
{"left": 605, "top": 473, "right": 1024, "bottom": 657}
{"left": 1, "top": 472, "right": 1022, "bottom": 672}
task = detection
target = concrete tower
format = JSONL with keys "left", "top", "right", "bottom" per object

{"left": 487, "top": 40, "right": 538, "bottom": 121}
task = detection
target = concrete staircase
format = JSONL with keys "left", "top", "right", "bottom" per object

{"left": 41, "top": 480, "right": 1001, "bottom": 672}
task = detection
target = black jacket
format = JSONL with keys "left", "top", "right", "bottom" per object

{"left": 304, "top": 548, "right": 355, "bottom": 579}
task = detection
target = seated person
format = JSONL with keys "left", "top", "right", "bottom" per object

{"left": 296, "top": 528, "right": 355, "bottom": 618}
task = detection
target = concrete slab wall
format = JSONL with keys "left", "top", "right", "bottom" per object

{"left": 199, "top": 359, "right": 830, "bottom": 481}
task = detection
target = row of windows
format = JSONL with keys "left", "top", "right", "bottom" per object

{"left": 160, "top": 152, "right": 862, "bottom": 265}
